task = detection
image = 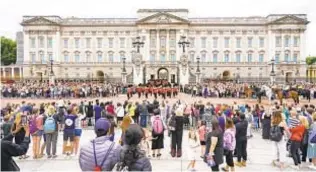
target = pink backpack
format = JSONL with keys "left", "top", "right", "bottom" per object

{"left": 153, "top": 116, "right": 164, "bottom": 134}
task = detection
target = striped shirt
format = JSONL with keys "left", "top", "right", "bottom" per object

{"left": 288, "top": 117, "right": 300, "bottom": 128}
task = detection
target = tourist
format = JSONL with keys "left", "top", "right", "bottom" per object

{"left": 151, "top": 109, "right": 165, "bottom": 158}
{"left": 115, "top": 103, "right": 125, "bottom": 126}
{"left": 115, "top": 124, "right": 152, "bottom": 171}
{"left": 93, "top": 100, "right": 102, "bottom": 124}
{"left": 11, "top": 112, "right": 29, "bottom": 159}
{"left": 73, "top": 106, "right": 85, "bottom": 155}
{"left": 222, "top": 118, "right": 236, "bottom": 172}
{"left": 205, "top": 118, "right": 224, "bottom": 172}
{"left": 43, "top": 105, "right": 59, "bottom": 158}
{"left": 171, "top": 104, "right": 184, "bottom": 158}
{"left": 198, "top": 120, "right": 207, "bottom": 158}
{"left": 86, "top": 101, "right": 93, "bottom": 126}
{"left": 235, "top": 113, "right": 248, "bottom": 167}
{"left": 261, "top": 107, "right": 271, "bottom": 140}
{"left": 186, "top": 129, "right": 200, "bottom": 171}
{"left": 62, "top": 107, "right": 77, "bottom": 155}
{"left": 29, "top": 109, "right": 41, "bottom": 159}
{"left": 79, "top": 118, "right": 121, "bottom": 171}
{"left": 1, "top": 123, "right": 31, "bottom": 171}
{"left": 307, "top": 112, "right": 316, "bottom": 170}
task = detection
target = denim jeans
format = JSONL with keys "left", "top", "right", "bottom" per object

{"left": 253, "top": 116, "right": 259, "bottom": 129}
{"left": 140, "top": 115, "right": 147, "bottom": 128}
{"left": 290, "top": 140, "right": 301, "bottom": 166}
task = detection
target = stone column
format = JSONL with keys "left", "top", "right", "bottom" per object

{"left": 11, "top": 67, "right": 14, "bottom": 79}
{"left": 20, "top": 67, "right": 23, "bottom": 80}
{"left": 166, "top": 29, "right": 169, "bottom": 61}
{"left": 1, "top": 68, "right": 5, "bottom": 78}
{"left": 54, "top": 30, "right": 61, "bottom": 62}
{"left": 156, "top": 30, "right": 159, "bottom": 61}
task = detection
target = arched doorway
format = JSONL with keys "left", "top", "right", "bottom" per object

{"left": 36, "top": 72, "right": 43, "bottom": 82}
{"left": 222, "top": 70, "right": 230, "bottom": 79}
{"left": 96, "top": 70, "right": 105, "bottom": 82}
{"left": 285, "top": 72, "right": 293, "bottom": 83}
{"left": 157, "top": 68, "right": 169, "bottom": 80}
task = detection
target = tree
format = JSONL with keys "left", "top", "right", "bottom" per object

{"left": 1, "top": 36, "right": 17, "bottom": 66}
{"left": 306, "top": 56, "right": 316, "bottom": 65}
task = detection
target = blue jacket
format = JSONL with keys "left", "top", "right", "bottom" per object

{"left": 79, "top": 136, "right": 121, "bottom": 171}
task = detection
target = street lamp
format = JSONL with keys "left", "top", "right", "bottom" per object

{"left": 270, "top": 58, "right": 276, "bottom": 84}
{"left": 50, "top": 58, "right": 54, "bottom": 76}
{"left": 178, "top": 36, "right": 190, "bottom": 53}
{"left": 122, "top": 57, "right": 126, "bottom": 73}
{"left": 132, "top": 36, "right": 145, "bottom": 53}
{"left": 196, "top": 56, "right": 201, "bottom": 73}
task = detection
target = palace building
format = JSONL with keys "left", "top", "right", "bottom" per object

{"left": 14, "top": 9, "right": 309, "bottom": 84}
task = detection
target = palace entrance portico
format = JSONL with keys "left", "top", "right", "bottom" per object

{"left": 142, "top": 61, "right": 180, "bottom": 84}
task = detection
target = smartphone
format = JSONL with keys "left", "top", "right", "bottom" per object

{"left": 21, "top": 115, "right": 27, "bottom": 126}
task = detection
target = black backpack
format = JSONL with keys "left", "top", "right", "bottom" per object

{"left": 270, "top": 125, "right": 282, "bottom": 142}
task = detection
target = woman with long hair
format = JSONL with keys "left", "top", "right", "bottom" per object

{"left": 205, "top": 118, "right": 224, "bottom": 172}
{"left": 222, "top": 118, "right": 236, "bottom": 171}
{"left": 271, "top": 111, "right": 288, "bottom": 169}
{"left": 115, "top": 124, "right": 152, "bottom": 171}
{"left": 11, "top": 112, "right": 29, "bottom": 159}
{"left": 73, "top": 106, "right": 85, "bottom": 155}
{"left": 29, "top": 109, "right": 42, "bottom": 159}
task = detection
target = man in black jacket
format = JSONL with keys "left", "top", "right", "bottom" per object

{"left": 235, "top": 113, "right": 248, "bottom": 167}
{"left": 1, "top": 123, "right": 30, "bottom": 171}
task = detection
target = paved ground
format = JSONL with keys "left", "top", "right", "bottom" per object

{"left": 15, "top": 129, "right": 311, "bottom": 172}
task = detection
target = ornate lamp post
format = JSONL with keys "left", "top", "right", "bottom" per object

{"left": 49, "top": 58, "right": 55, "bottom": 85}
{"left": 132, "top": 36, "right": 144, "bottom": 53}
{"left": 270, "top": 58, "right": 276, "bottom": 85}
{"left": 196, "top": 56, "right": 201, "bottom": 83}
{"left": 121, "top": 57, "right": 127, "bottom": 84}
{"left": 122, "top": 57, "right": 126, "bottom": 73}
{"left": 178, "top": 36, "right": 190, "bottom": 53}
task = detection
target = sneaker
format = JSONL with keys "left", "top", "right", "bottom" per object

{"left": 47, "top": 155, "right": 52, "bottom": 159}
{"left": 52, "top": 155, "right": 58, "bottom": 159}
{"left": 235, "top": 161, "right": 243, "bottom": 167}
{"left": 308, "top": 165, "right": 316, "bottom": 170}
{"left": 290, "top": 165, "right": 299, "bottom": 170}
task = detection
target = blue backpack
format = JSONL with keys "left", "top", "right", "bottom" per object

{"left": 44, "top": 116, "right": 56, "bottom": 133}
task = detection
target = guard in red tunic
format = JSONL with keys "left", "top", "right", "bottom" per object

{"left": 149, "top": 86, "right": 153, "bottom": 96}
{"left": 167, "top": 86, "right": 172, "bottom": 98}
{"left": 153, "top": 86, "right": 158, "bottom": 99}
{"left": 172, "top": 86, "right": 178, "bottom": 97}
{"left": 144, "top": 86, "right": 149, "bottom": 99}
{"left": 136, "top": 86, "right": 142, "bottom": 98}
{"left": 161, "top": 86, "right": 166, "bottom": 99}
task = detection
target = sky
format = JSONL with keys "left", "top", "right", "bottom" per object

{"left": 0, "top": 0, "right": 315, "bottom": 55}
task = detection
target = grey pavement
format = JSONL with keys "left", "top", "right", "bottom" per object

{"left": 15, "top": 128, "right": 310, "bottom": 171}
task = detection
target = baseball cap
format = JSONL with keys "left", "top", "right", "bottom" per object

{"left": 95, "top": 118, "right": 110, "bottom": 132}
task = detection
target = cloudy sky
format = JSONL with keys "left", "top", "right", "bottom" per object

{"left": 0, "top": 0, "right": 315, "bottom": 55}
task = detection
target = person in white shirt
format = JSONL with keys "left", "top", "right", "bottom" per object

{"left": 115, "top": 103, "right": 125, "bottom": 125}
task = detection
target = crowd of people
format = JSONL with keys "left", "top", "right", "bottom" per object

{"left": 1, "top": 89, "right": 316, "bottom": 171}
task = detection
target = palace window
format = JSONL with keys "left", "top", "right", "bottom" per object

{"left": 160, "top": 54, "right": 166, "bottom": 62}
{"left": 247, "top": 53, "right": 252, "bottom": 62}
{"left": 213, "top": 38, "right": 218, "bottom": 48}
{"left": 190, "top": 53, "right": 194, "bottom": 62}
{"left": 47, "top": 37, "right": 53, "bottom": 48}
{"left": 75, "top": 54, "right": 80, "bottom": 62}
{"left": 293, "top": 36, "right": 299, "bottom": 47}
{"left": 64, "top": 39, "right": 68, "bottom": 48}
{"left": 160, "top": 37, "right": 166, "bottom": 48}
{"left": 31, "top": 53, "right": 36, "bottom": 63}
{"left": 97, "top": 38, "right": 102, "bottom": 48}
{"left": 275, "top": 53, "right": 280, "bottom": 63}
{"left": 293, "top": 53, "right": 298, "bottom": 62}
{"left": 236, "top": 53, "right": 241, "bottom": 62}
{"left": 98, "top": 53, "right": 102, "bottom": 62}
{"left": 224, "top": 53, "right": 229, "bottom": 62}
{"left": 259, "top": 54, "right": 264, "bottom": 62}
{"left": 48, "top": 53, "right": 53, "bottom": 61}
{"left": 259, "top": 37, "right": 264, "bottom": 48}
{"left": 120, "top": 38, "right": 125, "bottom": 48}
{"left": 170, "top": 38, "right": 176, "bottom": 47}
{"left": 150, "top": 54, "right": 155, "bottom": 62}
{"left": 39, "top": 37, "right": 44, "bottom": 48}
{"left": 247, "top": 37, "right": 253, "bottom": 48}
{"left": 109, "top": 53, "right": 113, "bottom": 62}
{"left": 236, "top": 38, "right": 241, "bottom": 48}
{"left": 201, "top": 37, "right": 207, "bottom": 48}
{"left": 224, "top": 37, "right": 230, "bottom": 48}
{"left": 213, "top": 53, "right": 218, "bottom": 63}
{"left": 40, "top": 53, "right": 45, "bottom": 63}
{"left": 201, "top": 53, "right": 206, "bottom": 62}
{"left": 150, "top": 38, "right": 156, "bottom": 48}
{"left": 284, "top": 36, "right": 290, "bottom": 47}
{"left": 64, "top": 54, "right": 69, "bottom": 62}
{"left": 30, "top": 38, "right": 36, "bottom": 48}
{"left": 108, "top": 38, "right": 114, "bottom": 48}
{"left": 275, "top": 36, "right": 281, "bottom": 47}
{"left": 284, "top": 53, "right": 290, "bottom": 62}
{"left": 86, "top": 53, "right": 91, "bottom": 62}
{"left": 86, "top": 38, "right": 91, "bottom": 48}
{"left": 75, "top": 38, "right": 80, "bottom": 48}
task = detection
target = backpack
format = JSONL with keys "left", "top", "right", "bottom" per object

{"left": 270, "top": 125, "right": 282, "bottom": 142}
{"left": 93, "top": 141, "right": 115, "bottom": 171}
{"left": 44, "top": 116, "right": 56, "bottom": 133}
{"left": 29, "top": 116, "right": 38, "bottom": 135}
{"left": 309, "top": 125, "right": 316, "bottom": 144}
{"left": 223, "top": 130, "right": 236, "bottom": 151}
{"left": 153, "top": 116, "right": 164, "bottom": 134}
{"left": 168, "top": 115, "right": 176, "bottom": 131}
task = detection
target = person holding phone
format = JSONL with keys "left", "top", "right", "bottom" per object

{"left": 2, "top": 121, "right": 31, "bottom": 171}
{"left": 11, "top": 112, "right": 29, "bottom": 159}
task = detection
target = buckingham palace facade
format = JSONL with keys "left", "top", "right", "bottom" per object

{"left": 19, "top": 9, "right": 309, "bottom": 84}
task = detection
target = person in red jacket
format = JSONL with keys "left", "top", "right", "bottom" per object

{"left": 289, "top": 118, "right": 305, "bottom": 170}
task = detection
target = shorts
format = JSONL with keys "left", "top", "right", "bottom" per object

{"left": 36, "top": 130, "right": 44, "bottom": 137}
{"left": 63, "top": 130, "right": 75, "bottom": 142}
{"left": 200, "top": 141, "right": 206, "bottom": 145}
{"left": 75, "top": 129, "right": 82, "bottom": 137}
